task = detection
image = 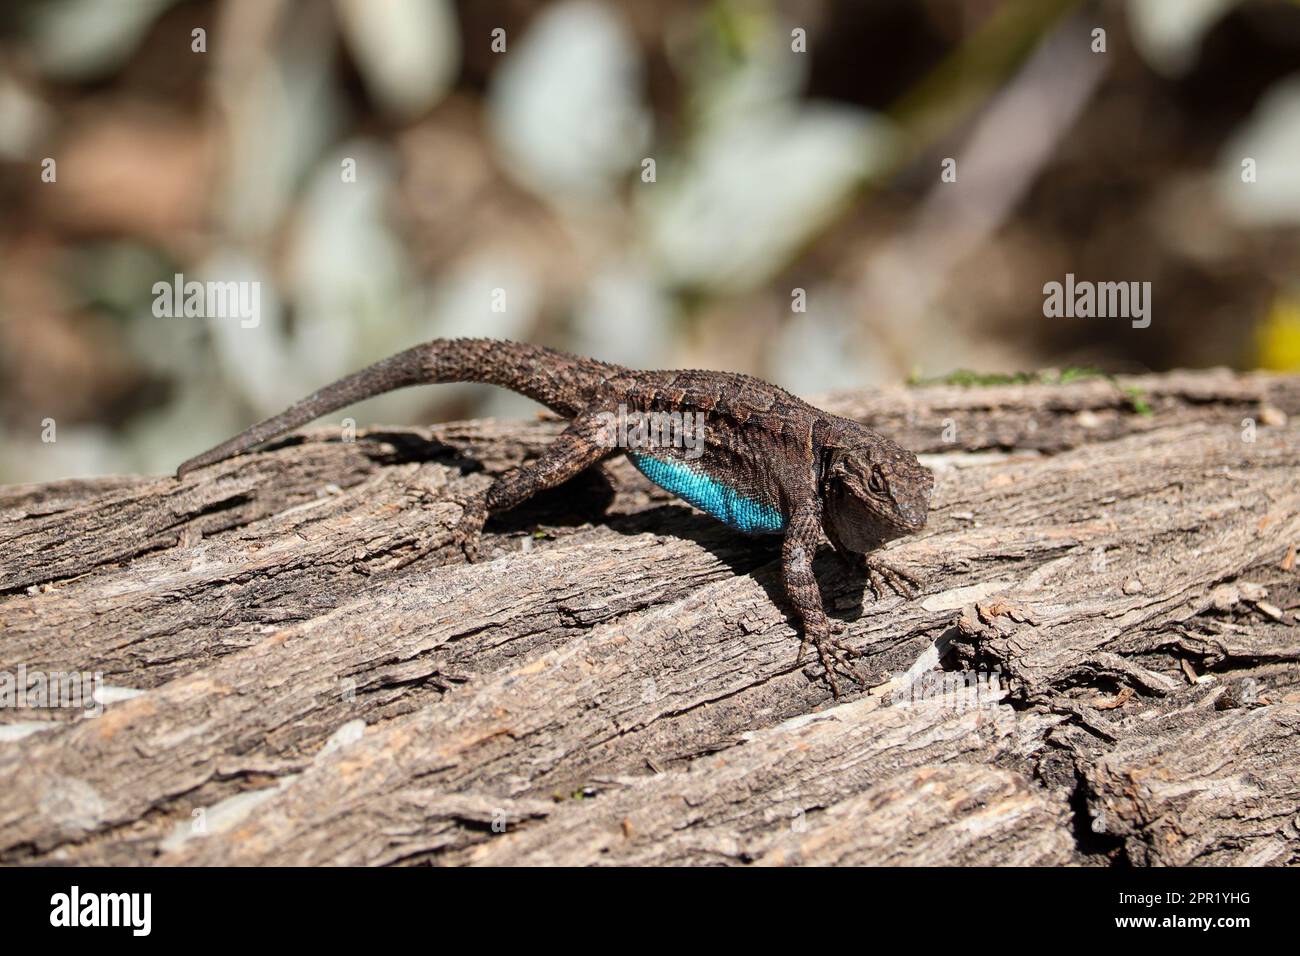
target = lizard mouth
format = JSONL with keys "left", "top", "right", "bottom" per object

{"left": 892, "top": 503, "right": 930, "bottom": 534}
{"left": 878, "top": 508, "right": 926, "bottom": 537}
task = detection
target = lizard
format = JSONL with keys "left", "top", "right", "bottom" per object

{"left": 177, "top": 337, "right": 934, "bottom": 693}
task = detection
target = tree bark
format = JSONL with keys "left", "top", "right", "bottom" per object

{"left": 0, "top": 369, "right": 1296, "bottom": 866}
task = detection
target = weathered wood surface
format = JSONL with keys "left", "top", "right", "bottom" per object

{"left": 0, "top": 368, "right": 1297, "bottom": 866}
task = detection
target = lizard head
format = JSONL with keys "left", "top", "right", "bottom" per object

{"left": 820, "top": 433, "right": 933, "bottom": 551}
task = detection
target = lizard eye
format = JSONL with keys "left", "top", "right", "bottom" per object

{"left": 867, "top": 469, "right": 888, "bottom": 497}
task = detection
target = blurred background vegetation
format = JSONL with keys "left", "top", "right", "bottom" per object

{"left": 2, "top": 0, "right": 1300, "bottom": 483}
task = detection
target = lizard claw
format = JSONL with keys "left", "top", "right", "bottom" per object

{"left": 866, "top": 556, "right": 920, "bottom": 602}
{"left": 801, "top": 626, "right": 870, "bottom": 698}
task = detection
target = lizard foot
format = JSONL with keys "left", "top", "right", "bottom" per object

{"left": 798, "top": 627, "right": 869, "bottom": 698}
{"left": 866, "top": 556, "right": 920, "bottom": 602}
{"left": 451, "top": 496, "right": 488, "bottom": 563}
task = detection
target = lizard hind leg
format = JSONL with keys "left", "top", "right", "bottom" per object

{"left": 450, "top": 491, "right": 490, "bottom": 563}
{"left": 455, "top": 415, "right": 614, "bottom": 563}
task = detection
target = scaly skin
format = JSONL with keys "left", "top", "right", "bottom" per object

{"left": 178, "top": 338, "right": 934, "bottom": 695}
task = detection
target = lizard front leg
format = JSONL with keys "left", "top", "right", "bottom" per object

{"left": 825, "top": 524, "right": 921, "bottom": 602}
{"left": 782, "top": 498, "right": 868, "bottom": 696}
{"left": 455, "top": 415, "right": 612, "bottom": 561}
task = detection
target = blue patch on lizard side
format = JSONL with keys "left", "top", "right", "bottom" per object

{"left": 629, "top": 454, "right": 785, "bottom": 534}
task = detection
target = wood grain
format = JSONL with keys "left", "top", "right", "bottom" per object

{"left": 1, "top": 370, "right": 1296, "bottom": 865}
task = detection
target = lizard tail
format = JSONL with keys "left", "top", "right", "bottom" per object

{"left": 176, "top": 338, "right": 610, "bottom": 477}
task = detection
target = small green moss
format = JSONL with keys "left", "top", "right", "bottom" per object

{"left": 913, "top": 368, "right": 1035, "bottom": 387}
{"left": 1122, "top": 386, "right": 1154, "bottom": 417}
{"left": 911, "top": 367, "right": 1154, "bottom": 416}
{"left": 1052, "top": 366, "right": 1107, "bottom": 384}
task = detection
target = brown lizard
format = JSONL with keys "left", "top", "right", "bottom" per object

{"left": 179, "top": 338, "right": 934, "bottom": 693}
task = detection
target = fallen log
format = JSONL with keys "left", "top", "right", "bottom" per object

{"left": 0, "top": 369, "right": 1296, "bottom": 865}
